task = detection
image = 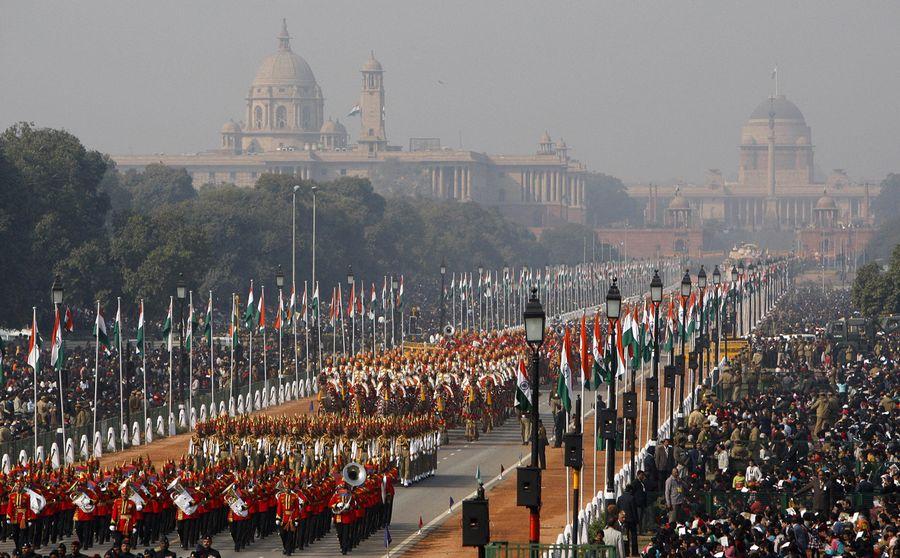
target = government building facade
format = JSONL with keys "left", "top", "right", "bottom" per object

{"left": 113, "top": 20, "right": 589, "bottom": 230}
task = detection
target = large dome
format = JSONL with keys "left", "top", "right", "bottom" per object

{"left": 748, "top": 94, "right": 805, "bottom": 122}
{"left": 252, "top": 19, "right": 317, "bottom": 88}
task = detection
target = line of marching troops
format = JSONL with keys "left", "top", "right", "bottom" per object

{"left": 0, "top": 330, "right": 529, "bottom": 555}
{"left": 0, "top": 451, "right": 395, "bottom": 556}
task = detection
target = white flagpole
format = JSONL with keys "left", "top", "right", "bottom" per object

{"left": 316, "top": 281, "right": 322, "bottom": 374}
{"left": 117, "top": 296, "right": 124, "bottom": 447}
{"left": 229, "top": 294, "right": 235, "bottom": 410}
{"left": 248, "top": 297, "right": 253, "bottom": 413}
{"left": 210, "top": 291, "right": 215, "bottom": 415}
{"left": 188, "top": 291, "right": 193, "bottom": 420}
{"left": 262, "top": 286, "right": 267, "bottom": 408}
{"left": 360, "top": 279, "right": 365, "bottom": 354}
{"left": 93, "top": 300, "right": 100, "bottom": 447}
{"left": 168, "top": 296, "right": 173, "bottom": 425}
{"left": 32, "top": 307, "right": 38, "bottom": 459}
{"left": 141, "top": 299, "right": 147, "bottom": 432}
{"left": 303, "top": 282, "right": 309, "bottom": 391}
{"left": 339, "top": 286, "right": 347, "bottom": 356}
{"left": 593, "top": 384, "right": 598, "bottom": 501}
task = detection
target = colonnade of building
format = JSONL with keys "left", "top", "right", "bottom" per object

{"left": 519, "top": 169, "right": 584, "bottom": 206}
{"left": 430, "top": 166, "right": 472, "bottom": 200}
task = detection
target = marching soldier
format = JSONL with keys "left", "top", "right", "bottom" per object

{"left": 6, "top": 480, "right": 33, "bottom": 550}
{"left": 110, "top": 485, "right": 140, "bottom": 547}
{"left": 275, "top": 484, "right": 300, "bottom": 555}
{"left": 329, "top": 482, "right": 356, "bottom": 555}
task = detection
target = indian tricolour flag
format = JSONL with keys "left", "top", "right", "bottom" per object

{"left": 50, "top": 307, "right": 64, "bottom": 372}
{"left": 162, "top": 297, "right": 173, "bottom": 352}
{"left": 95, "top": 306, "right": 111, "bottom": 354}
{"left": 515, "top": 360, "right": 531, "bottom": 412}
{"left": 136, "top": 300, "right": 145, "bottom": 356}
{"left": 579, "top": 313, "right": 591, "bottom": 388}
{"left": 26, "top": 311, "right": 40, "bottom": 371}
{"left": 591, "top": 312, "right": 607, "bottom": 386}
{"left": 556, "top": 326, "right": 574, "bottom": 412}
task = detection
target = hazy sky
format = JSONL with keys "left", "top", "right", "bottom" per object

{"left": 2, "top": 1, "right": 898, "bottom": 184}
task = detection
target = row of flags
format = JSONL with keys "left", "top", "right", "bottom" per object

{"left": 513, "top": 279, "right": 746, "bottom": 413}
{"left": 19, "top": 274, "right": 409, "bottom": 371}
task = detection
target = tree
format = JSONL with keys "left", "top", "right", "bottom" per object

{"left": 583, "top": 172, "right": 642, "bottom": 227}
{"left": 851, "top": 262, "right": 889, "bottom": 318}
{"left": 0, "top": 122, "right": 111, "bottom": 324}
{"left": 121, "top": 163, "right": 196, "bottom": 210}
{"left": 873, "top": 173, "right": 900, "bottom": 224}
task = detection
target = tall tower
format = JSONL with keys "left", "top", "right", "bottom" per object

{"left": 358, "top": 52, "right": 387, "bottom": 153}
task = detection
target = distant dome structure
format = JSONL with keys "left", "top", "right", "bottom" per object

{"left": 748, "top": 94, "right": 806, "bottom": 122}
{"left": 738, "top": 92, "right": 813, "bottom": 187}
{"left": 319, "top": 117, "right": 349, "bottom": 149}
{"left": 227, "top": 19, "right": 325, "bottom": 153}
{"left": 815, "top": 189, "right": 836, "bottom": 210}
{"left": 362, "top": 52, "right": 383, "bottom": 72}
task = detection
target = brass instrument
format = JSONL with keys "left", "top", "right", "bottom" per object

{"left": 166, "top": 478, "right": 197, "bottom": 515}
{"left": 342, "top": 461, "right": 366, "bottom": 487}
{"left": 68, "top": 484, "right": 95, "bottom": 514}
{"left": 221, "top": 483, "right": 248, "bottom": 518}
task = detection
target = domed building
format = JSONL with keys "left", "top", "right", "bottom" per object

{"left": 224, "top": 19, "right": 326, "bottom": 153}
{"left": 738, "top": 94, "right": 813, "bottom": 189}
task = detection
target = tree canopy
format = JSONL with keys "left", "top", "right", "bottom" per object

{"left": 0, "top": 123, "right": 627, "bottom": 327}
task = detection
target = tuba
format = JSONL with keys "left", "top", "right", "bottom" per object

{"left": 342, "top": 462, "right": 367, "bottom": 487}
{"left": 221, "top": 483, "right": 248, "bottom": 518}
{"left": 69, "top": 484, "right": 95, "bottom": 514}
{"left": 166, "top": 478, "right": 197, "bottom": 515}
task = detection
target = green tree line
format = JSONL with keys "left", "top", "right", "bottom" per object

{"left": 0, "top": 123, "right": 619, "bottom": 327}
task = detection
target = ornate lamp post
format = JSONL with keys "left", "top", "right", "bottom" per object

{"left": 51, "top": 275, "right": 66, "bottom": 456}
{"left": 276, "top": 266, "right": 285, "bottom": 396}
{"left": 696, "top": 265, "right": 707, "bottom": 396}
{"left": 604, "top": 278, "right": 622, "bottom": 507}
{"left": 176, "top": 274, "right": 187, "bottom": 403}
{"left": 712, "top": 265, "right": 721, "bottom": 368}
{"left": 649, "top": 271, "right": 662, "bottom": 447}
{"left": 522, "top": 288, "right": 545, "bottom": 545}
{"left": 737, "top": 261, "right": 745, "bottom": 337}
{"left": 678, "top": 270, "right": 691, "bottom": 424}
{"left": 440, "top": 259, "right": 447, "bottom": 332}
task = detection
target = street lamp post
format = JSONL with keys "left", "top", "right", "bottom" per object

{"left": 678, "top": 270, "right": 691, "bottom": 425}
{"left": 697, "top": 265, "right": 707, "bottom": 398}
{"left": 477, "top": 265, "right": 484, "bottom": 330}
{"left": 391, "top": 277, "right": 399, "bottom": 348}
{"left": 650, "top": 271, "right": 662, "bottom": 448}
{"left": 276, "top": 266, "right": 285, "bottom": 400}
{"left": 292, "top": 185, "right": 300, "bottom": 396}
{"left": 747, "top": 262, "right": 755, "bottom": 332}
{"left": 440, "top": 259, "right": 447, "bottom": 332}
{"left": 522, "top": 288, "right": 545, "bottom": 545}
{"left": 737, "top": 261, "right": 745, "bottom": 337}
{"left": 712, "top": 265, "right": 721, "bottom": 369}
{"left": 51, "top": 275, "right": 66, "bottom": 460}
{"left": 604, "top": 278, "right": 622, "bottom": 508}
{"left": 176, "top": 274, "right": 187, "bottom": 404}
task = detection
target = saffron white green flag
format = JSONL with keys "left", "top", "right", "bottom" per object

{"left": 162, "top": 298, "right": 173, "bottom": 352}
{"left": 26, "top": 312, "right": 40, "bottom": 371}
{"left": 95, "top": 306, "right": 111, "bottom": 354}
{"left": 51, "top": 308, "right": 64, "bottom": 371}
{"left": 136, "top": 300, "right": 145, "bottom": 356}
{"left": 556, "top": 326, "right": 574, "bottom": 412}
{"left": 515, "top": 359, "right": 531, "bottom": 412}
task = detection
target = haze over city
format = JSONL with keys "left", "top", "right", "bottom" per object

{"left": 2, "top": 1, "right": 899, "bottom": 184}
